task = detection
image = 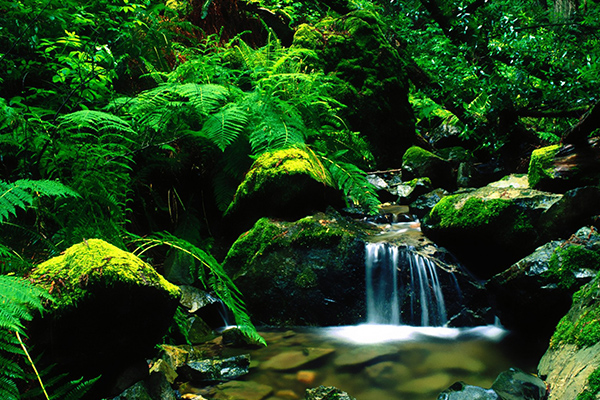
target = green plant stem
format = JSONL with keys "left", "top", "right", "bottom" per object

{"left": 15, "top": 331, "right": 50, "bottom": 400}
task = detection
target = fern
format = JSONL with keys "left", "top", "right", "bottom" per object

{"left": 315, "top": 150, "right": 381, "bottom": 214}
{"left": 0, "top": 179, "right": 79, "bottom": 224}
{"left": 198, "top": 103, "right": 248, "bottom": 151}
{"left": 131, "top": 232, "right": 266, "bottom": 346}
{"left": 57, "top": 110, "right": 137, "bottom": 136}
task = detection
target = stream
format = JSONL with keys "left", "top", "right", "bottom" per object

{"left": 182, "top": 324, "right": 539, "bottom": 400}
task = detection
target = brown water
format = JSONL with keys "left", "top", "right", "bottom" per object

{"left": 190, "top": 325, "right": 540, "bottom": 400}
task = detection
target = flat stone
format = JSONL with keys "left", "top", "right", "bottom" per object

{"left": 421, "top": 352, "right": 486, "bottom": 374}
{"left": 334, "top": 345, "right": 396, "bottom": 367}
{"left": 262, "top": 348, "right": 334, "bottom": 370}
{"left": 213, "top": 381, "right": 273, "bottom": 400}
{"left": 397, "top": 373, "right": 453, "bottom": 395}
{"left": 365, "top": 361, "right": 412, "bottom": 387}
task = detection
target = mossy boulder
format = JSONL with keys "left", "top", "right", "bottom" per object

{"left": 422, "top": 175, "right": 561, "bottom": 277}
{"left": 488, "top": 227, "right": 600, "bottom": 346}
{"left": 293, "top": 11, "right": 416, "bottom": 168}
{"left": 223, "top": 212, "right": 377, "bottom": 326}
{"left": 538, "top": 272, "right": 600, "bottom": 400}
{"left": 28, "top": 239, "right": 180, "bottom": 394}
{"left": 401, "top": 146, "right": 455, "bottom": 190}
{"left": 224, "top": 147, "right": 345, "bottom": 236}
{"left": 528, "top": 142, "right": 600, "bottom": 192}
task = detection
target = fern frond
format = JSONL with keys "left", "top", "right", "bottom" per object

{"left": 173, "top": 83, "right": 229, "bottom": 115}
{"left": 0, "top": 179, "right": 79, "bottom": 224}
{"left": 131, "top": 233, "right": 266, "bottom": 346}
{"left": 317, "top": 153, "right": 381, "bottom": 214}
{"left": 58, "top": 110, "right": 136, "bottom": 136}
{"left": 199, "top": 103, "right": 248, "bottom": 151}
{"left": 0, "top": 275, "right": 51, "bottom": 334}
{"left": 0, "top": 376, "right": 19, "bottom": 400}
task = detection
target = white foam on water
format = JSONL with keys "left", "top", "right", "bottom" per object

{"left": 322, "top": 324, "right": 509, "bottom": 344}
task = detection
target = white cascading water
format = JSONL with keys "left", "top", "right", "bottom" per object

{"left": 365, "top": 242, "right": 449, "bottom": 326}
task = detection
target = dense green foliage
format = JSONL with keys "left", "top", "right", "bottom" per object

{"left": 1, "top": 0, "right": 599, "bottom": 396}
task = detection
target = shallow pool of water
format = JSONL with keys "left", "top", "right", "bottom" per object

{"left": 191, "top": 325, "right": 540, "bottom": 400}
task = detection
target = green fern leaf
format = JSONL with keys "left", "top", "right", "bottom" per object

{"left": 0, "top": 179, "right": 79, "bottom": 224}
{"left": 199, "top": 103, "right": 248, "bottom": 151}
{"left": 58, "top": 110, "right": 136, "bottom": 136}
{"left": 132, "top": 233, "right": 266, "bottom": 346}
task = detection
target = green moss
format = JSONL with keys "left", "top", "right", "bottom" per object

{"left": 295, "top": 267, "right": 318, "bottom": 288}
{"left": 405, "top": 177, "right": 432, "bottom": 188}
{"left": 577, "top": 368, "right": 600, "bottom": 400}
{"left": 528, "top": 144, "right": 561, "bottom": 188}
{"left": 551, "top": 278, "right": 600, "bottom": 348}
{"left": 402, "top": 146, "right": 444, "bottom": 166}
{"left": 545, "top": 245, "right": 600, "bottom": 289}
{"left": 225, "top": 147, "right": 333, "bottom": 215}
{"left": 428, "top": 196, "right": 511, "bottom": 229}
{"left": 29, "top": 239, "right": 180, "bottom": 311}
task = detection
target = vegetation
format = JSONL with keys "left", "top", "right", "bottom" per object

{"left": 1, "top": 0, "right": 599, "bottom": 396}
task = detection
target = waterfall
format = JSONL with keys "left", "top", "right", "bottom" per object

{"left": 365, "top": 242, "right": 456, "bottom": 327}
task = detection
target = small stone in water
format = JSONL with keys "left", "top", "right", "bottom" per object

{"left": 365, "top": 361, "right": 411, "bottom": 387}
{"left": 213, "top": 381, "right": 273, "bottom": 400}
{"left": 275, "top": 389, "right": 300, "bottom": 399}
{"left": 334, "top": 345, "right": 396, "bottom": 367}
{"left": 297, "top": 370, "right": 317, "bottom": 385}
{"left": 262, "top": 348, "right": 335, "bottom": 370}
{"left": 397, "top": 372, "right": 453, "bottom": 395}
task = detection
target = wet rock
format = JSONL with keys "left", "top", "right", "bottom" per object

{"left": 112, "top": 381, "right": 152, "bottom": 400}
{"left": 305, "top": 386, "right": 356, "bottom": 400}
{"left": 365, "top": 361, "right": 412, "bottom": 387}
{"left": 296, "top": 370, "right": 317, "bottom": 385}
{"left": 488, "top": 227, "right": 600, "bottom": 341}
{"left": 334, "top": 345, "right": 396, "bottom": 367}
{"left": 158, "top": 345, "right": 189, "bottom": 369}
{"left": 179, "top": 354, "right": 250, "bottom": 383}
{"left": 27, "top": 239, "right": 180, "bottom": 396}
{"left": 213, "top": 381, "right": 273, "bottom": 400}
{"left": 223, "top": 147, "right": 346, "bottom": 237}
{"left": 409, "top": 188, "right": 449, "bottom": 218}
{"left": 528, "top": 141, "right": 600, "bottom": 193}
{"left": 402, "top": 146, "right": 455, "bottom": 190}
{"left": 275, "top": 389, "right": 301, "bottom": 399}
{"left": 149, "top": 359, "right": 178, "bottom": 384}
{"left": 437, "top": 382, "right": 500, "bottom": 400}
{"left": 538, "top": 272, "right": 600, "bottom": 400}
{"left": 491, "top": 368, "right": 546, "bottom": 400}
{"left": 396, "top": 177, "right": 434, "bottom": 205}
{"left": 397, "top": 372, "right": 453, "bottom": 395}
{"left": 262, "top": 348, "right": 335, "bottom": 370}
{"left": 422, "top": 175, "right": 565, "bottom": 277}
{"left": 112, "top": 372, "right": 178, "bottom": 400}
{"left": 223, "top": 211, "right": 377, "bottom": 326}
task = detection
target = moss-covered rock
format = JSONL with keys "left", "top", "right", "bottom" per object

{"left": 28, "top": 239, "right": 180, "bottom": 394}
{"left": 401, "top": 146, "right": 455, "bottom": 190}
{"left": 293, "top": 11, "right": 416, "bottom": 168}
{"left": 538, "top": 271, "right": 600, "bottom": 400}
{"left": 422, "top": 175, "right": 562, "bottom": 277}
{"left": 223, "top": 212, "right": 377, "bottom": 326}
{"left": 224, "top": 147, "right": 345, "bottom": 236}
{"left": 528, "top": 144, "right": 561, "bottom": 189}
{"left": 488, "top": 227, "right": 600, "bottom": 346}
{"left": 528, "top": 142, "right": 600, "bottom": 192}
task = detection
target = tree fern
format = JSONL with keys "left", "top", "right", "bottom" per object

{"left": 131, "top": 232, "right": 266, "bottom": 346}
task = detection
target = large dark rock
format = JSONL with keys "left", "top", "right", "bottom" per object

{"left": 293, "top": 11, "right": 416, "bottom": 168}
{"left": 402, "top": 146, "right": 455, "bottom": 190}
{"left": 223, "top": 212, "right": 373, "bottom": 326}
{"left": 422, "top": 175, "right": 599, "bottom": 278}
{"left": 27, "top": 239, "right": 180, "bottom": 397}
{"left": 538, "top": 272, "right": 600, "bottom": 400}
{"left": 491, "top": 368, "right": 547, "bottom": 400}
{"left": 528, "top": 140, "right": 600, "bottom": 193}
{"left": 488, "top": 227, "right": 600, "bottom": 343}
{"left": 179, "top": 355, "right": 250, "bottom": 384}
{"left": 223, "top": 211, "right": 493, "bottom": 327}
{"left": 223, "top": 147, "right": 345, "bottom": 237}
{"left": 437, "top": 382, "right": 500, "bottom": 400}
